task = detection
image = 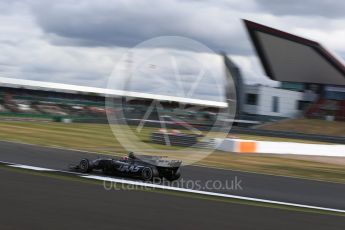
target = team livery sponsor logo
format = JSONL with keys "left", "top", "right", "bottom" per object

{"left": 119, "top": 165, "right": 141, "bottom": 173}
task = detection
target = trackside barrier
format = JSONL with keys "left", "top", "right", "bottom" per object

{"left": 214, "top": 138, "right": 345, "bottom": 157}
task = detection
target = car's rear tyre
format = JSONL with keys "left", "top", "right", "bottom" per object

{"left": 142, "top": 167, "right": 154, "bottom": 181}
{"left": 164, "top": 169, "right": 181, "bottom": 181}
{"left": 79, "top": 158, "right": 91, "bottom": 173}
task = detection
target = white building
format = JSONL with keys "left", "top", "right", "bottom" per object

{"left": 242, "top": 85, "right": 306, "bottom": 118}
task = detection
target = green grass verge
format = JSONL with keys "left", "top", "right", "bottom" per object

{"left": 259, "top": 118, "right": 345, "bottom": 137}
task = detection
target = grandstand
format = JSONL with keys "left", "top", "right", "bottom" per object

{"left": 0, "top": 77, "right": 226, "bottom": 127}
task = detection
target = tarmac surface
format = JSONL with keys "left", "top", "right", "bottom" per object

{"left": 1, "top": 167, "right": 344, "bottom": 230}
{"left": 0, "top": 140, "right": 344, "bottom": 210}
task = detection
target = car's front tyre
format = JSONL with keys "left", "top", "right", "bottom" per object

{"left": 79, "top": 158, "right": 91, "bottom": 173}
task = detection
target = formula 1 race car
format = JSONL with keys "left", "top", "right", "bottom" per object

{"left": 69, "top": 152, "right": 182, "bottom": 181}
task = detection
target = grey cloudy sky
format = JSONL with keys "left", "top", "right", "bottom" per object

{"left": 0, "top": 0, "right": 345, "bottom": 99}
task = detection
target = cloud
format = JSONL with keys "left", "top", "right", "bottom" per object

{"left": 108, "top": 48, "right": 227, "bottom": 101}
{"left": 0, "top": 3, "right": 125, "bottom": 87}
{"left": 29, "top": 0, "right": 253, "bottom": 54}
{"left": 256, "top": 0, "right": 345, "bottom": 18}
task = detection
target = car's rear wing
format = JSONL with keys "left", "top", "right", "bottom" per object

{"left": 155, "top": 159, "right": 182, "bottom": 168}
{"left": 137, "top": 155, "right": 182, "bottom": 168}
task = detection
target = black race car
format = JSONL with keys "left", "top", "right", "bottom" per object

{"left": 69, "top": 152, "right": 181, "bottom": 181}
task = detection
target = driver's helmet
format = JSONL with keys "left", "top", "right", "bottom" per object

{"left": 128, "top": 152, "right": 135, "bottom": 159}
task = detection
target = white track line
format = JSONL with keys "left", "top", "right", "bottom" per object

{"left": 1, "top": 160, "right": 345, "bottom": 214}
{"left": 9, "top": 164, "right": 57, "bottom": 171}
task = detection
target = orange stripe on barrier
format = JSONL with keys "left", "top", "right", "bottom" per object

{"left": 238, "top": 141, "right": 257, "bottom": 153}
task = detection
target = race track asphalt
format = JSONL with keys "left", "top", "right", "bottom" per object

{"left": 0, "top": 140, "right": 344, "bottom": 210}
{"left": 1, "top": 167, "right": 344, "bottom": 230}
